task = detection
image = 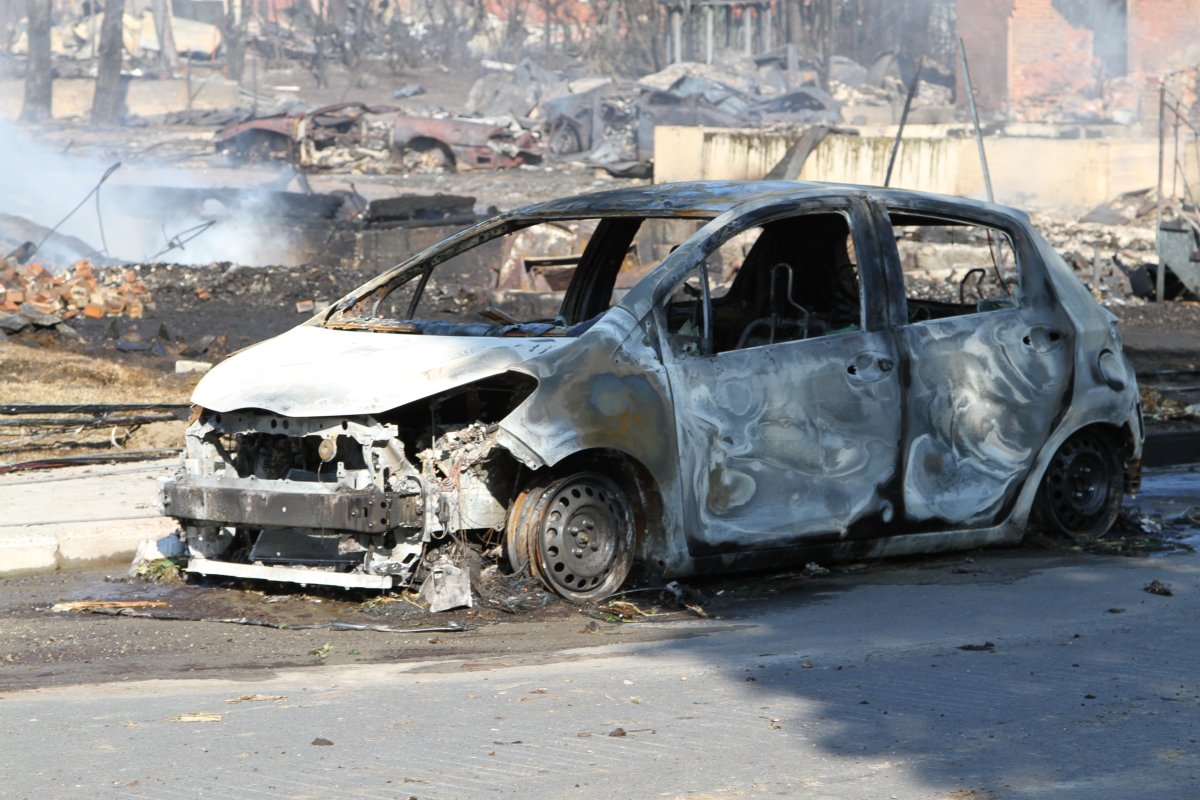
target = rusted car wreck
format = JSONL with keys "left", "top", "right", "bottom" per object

{"left": 159, "top": 181, "right": 1143, "bottom": 601}
{"left": 214, "top": 102, "right": 541, "bottom": 171}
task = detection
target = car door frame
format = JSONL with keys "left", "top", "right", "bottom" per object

{"left": 865, "top": 193, "right": 1076, "bottom": 531}
{"left": 648, "top": 193, "right": 907, "bottom": 556}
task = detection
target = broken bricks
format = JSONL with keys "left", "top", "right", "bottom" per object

{"left": 0, "top": 259, "right": 152, "bottom": 325}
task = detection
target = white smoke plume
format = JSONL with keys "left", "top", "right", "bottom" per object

{"left": 0, "top": 119, "right": 304, "bottom": 270}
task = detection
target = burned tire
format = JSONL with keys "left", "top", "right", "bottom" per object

{"left": 1034, "top": 431, "right": 1123, "bottom": 542}
{"left": 546, "top": 119, "right": 582, "bottom": 157}
{"left": 506, "top": 471, "right": 635, "bottom": 602}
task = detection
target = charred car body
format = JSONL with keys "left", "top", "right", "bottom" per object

{"left": 159, "top": 181, "right": 1142, "bottom": 600}
{"left": 542, "top": 78, "right": 839, "bottom": 168}
{"left": 215, "top": 102, "right": 541, "bottom": 171}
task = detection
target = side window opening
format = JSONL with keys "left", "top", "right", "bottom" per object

{"left": 665, "top": 212, "right": 864, "bottom": 356}
{"left": 890, "top": 213, "right": 1020, "bottom": 323}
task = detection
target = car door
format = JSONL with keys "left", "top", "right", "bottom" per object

{"left": 869, "top": 197, "right": 1074, "bottom": 528}
{"left": 655, "top": 198, "right": 903, "bottom": 554}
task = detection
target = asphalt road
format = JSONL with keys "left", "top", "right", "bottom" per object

{"left": 1, "top": 484, "right": 1197, "bottom": 799}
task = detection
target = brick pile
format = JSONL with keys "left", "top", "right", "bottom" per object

{"left": 0, "top": 260, "right": 153, "bottom": 323}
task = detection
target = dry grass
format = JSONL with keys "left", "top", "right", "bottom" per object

{"left": 0, "top": 341, "right": 199, "bottom": 466}
{"left": 0, "top": 342, "right": 196, "bottom": 404}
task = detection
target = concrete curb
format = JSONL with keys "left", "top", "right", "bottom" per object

{"left": 0, "top": 461, "right": 178, "bottom": 577}
{"left": 0, "top": 518, "right": 176, "bottom": 576}
{"left": 1144, "top": 427, "right": 1200, "bottom": 468}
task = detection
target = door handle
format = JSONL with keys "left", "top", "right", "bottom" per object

{"left": 1021, "top": 327, "right": 1064, "bottom": 351}
{"left": 847, "top": 353, "right": 894, "bottom": 381}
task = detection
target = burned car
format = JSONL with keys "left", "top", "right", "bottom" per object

{"left": 159, "top": 181, "right": 1142, "bottom": 601}
{"left": 542, "top": 78, "right": 839, "bottom": 168}
{"left": 215, "top": 102, "right": 541, "bottom": 172}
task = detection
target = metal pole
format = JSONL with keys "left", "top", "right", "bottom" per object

{"left": 884, "top": 55, "right": 924, "bottom": 188}
{"left": 958, "top": 38, "right": 994, "bottom": 203}
{"left": 743, "top": 5, "right": 753, "bottom": 55}
{"left": 671, "top": 9, "right": 682, "bottom": 64}
{"left": 1156, "top": 81, "right": 1166, "bottom": 303}
{"left": 705, "top": 6, "right": 714, "bottom": 65}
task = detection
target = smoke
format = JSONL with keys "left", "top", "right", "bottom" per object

{"left": 0, "top": 119, "right": 302, "bottom": 270}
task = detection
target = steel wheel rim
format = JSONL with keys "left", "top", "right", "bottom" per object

{"left": 1045, "top": 437, "right": 1114, "bottom": 531}
{"left": 533, "top": 474, "right": 632, "bottom": 599}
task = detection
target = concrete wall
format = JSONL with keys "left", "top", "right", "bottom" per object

{"left": 654, "top": 125, "right": 1185, "bottom": 212}
{"left": 0, "top": 76, "right": 240, "bottom": 120}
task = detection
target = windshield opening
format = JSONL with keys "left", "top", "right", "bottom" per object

{"left": 323, "top": 215, "right": 712, "bottom": 337}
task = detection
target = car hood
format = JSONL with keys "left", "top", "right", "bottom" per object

{"left": 191, "top": 325, "right": 569, "bottom": 417}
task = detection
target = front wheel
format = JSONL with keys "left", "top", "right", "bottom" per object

{"left": 506, "top": 471, "right": 635, "bottom": 602}
{"left": 1034, "top": 431, "right": 1123, "bottom": 541}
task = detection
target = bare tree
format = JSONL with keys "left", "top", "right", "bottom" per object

{"left": 91, "top": 0, "right": 125, "bottom": 126}
{"left": 587, "top": 0, "right": 664, "bottom": 76}
{"left": 20, "top": 0, "right": 52, "bottom": 122}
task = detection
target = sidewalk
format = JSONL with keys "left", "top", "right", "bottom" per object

{"left": 0, "top": 460, "right": 178, "bottom": 575}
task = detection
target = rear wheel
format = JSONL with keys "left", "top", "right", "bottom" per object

{"left": 506, "top": 471, "right": 635, "bottom": 602}
{"left": 1034, "top": 431, "right": 1122, "bottom": 541}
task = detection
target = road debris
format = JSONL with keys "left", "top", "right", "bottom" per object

{"left": 167, "top": 712, "right": 222, "bottom": 723}
{"left": 1145, "top": 580, "right": 1174, "bottom": 597}
{"left": 50, "top": 600, "right": 168, "bottom": 613}
{"left": 226, "top": 694, "right": 286, "bottom": 704}
{"left": 417, "top": 556, "right": 473, "bottom": 613}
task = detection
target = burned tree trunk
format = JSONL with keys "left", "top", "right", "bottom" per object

{"left": 221, "top": 0, "right": 251, "bottom": 83}
{"left": 91, "top": 0, "right": 126, "bottom": 127}
{"left": 814, "top": 0, "right": 833, "bottom": 93}
{"left": 20, "top": 0, "right": 52, "bottom": 122}
{"left": 152, "top": 0, "right": 178, "bottom": 74}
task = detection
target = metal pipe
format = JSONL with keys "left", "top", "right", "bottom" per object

{"left": 958, "top": 38, "right": 994, "bottom": 203}
{"left": 884, "top": 55, "right": 923, "bottom": 188}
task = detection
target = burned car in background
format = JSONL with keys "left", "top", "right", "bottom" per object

{"left": 215, "top": 102, "right": 541, "bottom": 171}
{"left": 159, "top": 182, "right": 1142, "bottom": 601}
{"left": 542, "top": 77, "right": 840, "bottom": 170}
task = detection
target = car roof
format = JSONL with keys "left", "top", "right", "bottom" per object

{"left": 514, "top": 180, "right": 1030, "bottom": 225}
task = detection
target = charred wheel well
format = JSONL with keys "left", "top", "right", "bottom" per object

{"left": 1036, "top": 421, "right": 1140, "bottom": 495}
{"left": 521, "top": 449, "right": 666, "bottom": 565}
{"left": 395, "top": 136, "right": 456, "bottom": 165}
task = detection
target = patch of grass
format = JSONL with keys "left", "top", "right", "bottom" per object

{"left": 135, "top": 557, "right": 184, "bottom": 583}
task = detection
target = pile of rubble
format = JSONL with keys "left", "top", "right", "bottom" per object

{"left": 0, "top": 260, "right": 152, "bottom": 335}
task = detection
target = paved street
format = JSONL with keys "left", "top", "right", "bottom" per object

{"left": 2, "top": 481, "right": 1197, "bottom": 799}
